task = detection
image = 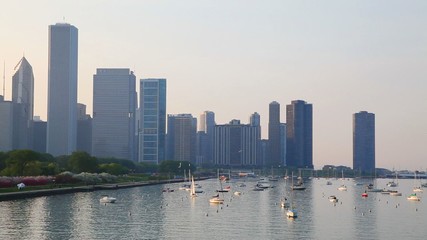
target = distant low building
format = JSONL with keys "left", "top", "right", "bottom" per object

{"left": 32, "top": 116, "right": 47, "bottom": 153}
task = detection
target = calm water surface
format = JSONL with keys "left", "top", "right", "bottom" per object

{"left": 1, "top": 178, "right": 426, "bottom": 239}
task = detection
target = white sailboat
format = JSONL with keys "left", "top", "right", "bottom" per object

{"left": 287, "top": 187, "right": 298, "bottom": 218}
{"left": 190, "top": 176, "right": 197, "bottom": 198}
{"left": 291, "top": 171, "right": 306, "bottom": 191}
{"left": 210, "top": 169, "right": 225, "bottom": 204}
{"left": 337, "top": 170, "right": 347, "bottom": 191}
{"left": 179, "top": 169, "right": 191, "bottom": 190}
{"left": 284, "top": 170, "right": 289, "bottom": 180}
{"left": 386, "top": 172, "right": 398, "bottom": 187}
{"left": 413, "top": 171, "right": 423, "bottom": 192}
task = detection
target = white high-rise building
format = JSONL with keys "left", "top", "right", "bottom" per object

{"left": 47, "top": 23, "right": 78, "bottom": 156}
{"left": 92, "top": 68, "right": 136, "bottom": 161}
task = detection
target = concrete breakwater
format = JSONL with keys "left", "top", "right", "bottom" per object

{"left": 0, "top": 177, "right": 209, "bottom": 202}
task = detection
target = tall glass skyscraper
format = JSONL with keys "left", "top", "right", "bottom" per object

{"left": 92, "top": 69, "right": 136, "bottom": 161}
{"left": 47, "top": 23, "right": 78, "bottom": 156}
{"left": 353, "top": 111, "right": 375, "bottom": 174}
{"left": 139, "top": 79, "right": 166, "bottom": 164}
{"left": 286, "top": 100, "right": 313, "bottom": 169}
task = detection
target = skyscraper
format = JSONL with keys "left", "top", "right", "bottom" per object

{"left": 47, "top": 23, "right": 78, "bottom": 156}
{"left": 268, "top": 101, "right": 281, "bottom": 167}
{"left": 139, "top": 78, "right": 166, "bottom": 164}
{"left": 286, "top": 100, "right": 313, "bottom": 169}
{"left": 250, "top": 112, "right": 262, "bottom": 166}
{"left": 12, "top": 57, "right": 34, "bottom": 150}
{"left": 353, "top": 111, "right": 375, "bottom": 174}
{"left": 77, "top": 103, "right": 92, "bottom": 155}
{"left": 92, "top": 69, "right": 136, "bottom": 161}
{"left": 0, "top": 98, "right": 14, "bottom": 151}
{"left": 197, "top": 111, "right": 215, "bottom": 165}
{"left": 32, "top": 116, "right": 47, "bottom": 153}
{"left": 280, "top": 123, "right": 287, "bottom": 167}
{"left": 166, "top": 114, "right": 197, "bottom": 163}
{"left": 213, "top": 119, "right": 260, "bottom": 166}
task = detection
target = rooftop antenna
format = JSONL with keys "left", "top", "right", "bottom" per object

{"left": 3, "top": 61, "right": 5, "bottom": 97}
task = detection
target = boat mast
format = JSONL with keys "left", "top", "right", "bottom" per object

{"left": 2, "top": 61, "right": 5, "bottom": 97}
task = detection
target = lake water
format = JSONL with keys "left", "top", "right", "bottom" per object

{"left": 1, "top": 178, "right": 426, "bottom": 239}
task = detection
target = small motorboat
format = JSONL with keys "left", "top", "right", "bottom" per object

{"left": 362, "top": 192, "right": 368, "bottom": 198}
{"left": 162, "top": 188, "right": 174, "bottom": 192}
{"left": 326, "top": 181, "right": 332, "bottom": 185}
{"left": 253, "top": 186, "right": 265, "bottom": 191}
{"left": 256, "top": 182, "right": 271, "bottom": 189}
{"left": 209, "top": 195, "right": 224, "bottom": 204}
{"left": 337, "top": 185, "right": 347, "bottom": 191}
{"left": 328, "top": 195, "right": 338, "bottom": 202}
{"left": 413, "top": 187, "right": 423, "bottom": 193}
{"left": 407, "top": 193, "right": 421, "bottom": 201}
{"left": 390, "top": 192, "right": 402, "bottom": 196}
{"left": 216, "top": 186, "right": 231, "bottom": 192}
{"left": 100, "top": 195, "right": 117, "bottom": 203}
{"left": 234, "top": 191, "right": 242, "bottom": 196}
{"left": 286, "top": 209, "right": 297, "bottom": 218}
{"left": 386, "top": 181, "right": 397, "bottom": 187}
{"left": 291, "top": 183, "right": 306, "bottom": 191}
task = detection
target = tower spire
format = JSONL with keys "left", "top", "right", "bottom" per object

{"left": 2, "top": 61, "right": 5, "bottom": 97}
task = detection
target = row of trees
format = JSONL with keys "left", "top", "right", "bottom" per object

{"left": 0, "top": 150, "right": 196, "bottom": 177}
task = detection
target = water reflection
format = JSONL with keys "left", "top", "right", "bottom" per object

{"left": 0, "top": 178, "right": 426, "bottom": 239}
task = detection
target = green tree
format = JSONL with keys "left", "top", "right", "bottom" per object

{"left": 55, "top": 155, "right": 70, "bottom": 172}
{"left": 3, "top": 150, "right": 41, "bottom": 176}
{"left": 68, "top": 151, "right": 98, "bottom": 173}
{"left": 0, "top": 151, "right": 7, "bottom": 171}
{"left": 99, "top": 163, "right": 128, "bottom": 175}
{"left": 136, "top": 162, "right": 158, "bottom": 173}
{"left": 40, "top": 162, "right": 59, "bottom": 176}
{"left": 98, "top": 157, "right": 136, "bottom": 172}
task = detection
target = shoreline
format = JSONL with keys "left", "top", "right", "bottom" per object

{"left": 0, "top": 177, "right": 210, "bottom": 202}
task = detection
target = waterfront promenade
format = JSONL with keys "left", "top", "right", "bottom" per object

{"left": 0, "top": 177, "right": 209, "bottom": 202}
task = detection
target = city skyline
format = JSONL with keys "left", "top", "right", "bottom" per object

{"left": 1, "top": 1, "right": 426, "bottom": 169}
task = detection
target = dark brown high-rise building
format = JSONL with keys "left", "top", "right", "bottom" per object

{"left": 286, "top": 100, "right": 313, "bottom": 169}
{"left": 353, "top": 111, "right": 375, "bottom": 174}
{"left": 268, "top": 101, "right": 281, "bottom": 167}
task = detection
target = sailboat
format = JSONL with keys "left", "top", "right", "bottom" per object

{"left": 413, "top": 171, "right": 423, "bottom": 192}
{"left": 337, "top": 170, "right": 347, "bottom": 191}
{"left": 291, "top": 171, "right": 306, "bottom": 191}
{"left": 386, "top": 171, "right": 398, "bottom": 187}
{"left": 286, "top": 187, "right": 298, "bottom": 218}
{"left": 216, "top": 169, "right": 231, "bottom": 192}
{"left": 269, "top": 166, "right": 279, "bottom": 181}
{"left": 367, "top": 169, "right": 382, "bottom": 192}
{"left": 190, "top": 176, "right": 197, "bottom": 198}
{"left": 210, "top": 169, "right": 225, "bottom": 204}
{"left": 284, "top": 170, "right": 289, "bottom": 180}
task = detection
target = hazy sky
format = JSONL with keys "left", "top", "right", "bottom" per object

{"left": 1, "top": 1, "right": 426, "bottom": 170}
